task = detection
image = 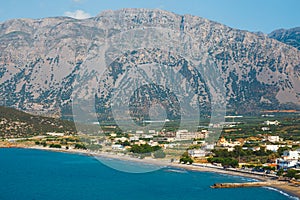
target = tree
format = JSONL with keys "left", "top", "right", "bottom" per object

{"left": 130, "top": 144, "right": 161, "bottom": 154}
{"left": 49, "top": 143, "right": 61, "bottom": 148}
{"left": 180, "top": 152, "right": 194, "bottom": 164}
{"left": 277, "top": 146, "right": 291, "bottom": 156}
{"left": 74, "top": 143, "right": 87, "bottom": 150}
{"left": 41, "top": 141, "right": 47, "bottom": 147}
{"left": 277, "top": 168, "right": 284, "bottom": 176}
{"left": 207, "top": 157, "right": 238, "bottom": 168}
{"left": 284, "top": 169, "right": 300, "bottom": 179}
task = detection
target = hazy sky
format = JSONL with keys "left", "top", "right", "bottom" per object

{"left": 0, "top": 0, "right": 299, "bottom": 33}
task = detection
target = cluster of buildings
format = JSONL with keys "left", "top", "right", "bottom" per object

{"left": 92, "top": 129, "right": 211, "bottom": 152}
{"left": 277, "top": 149, "right": 300, "bottom": 170}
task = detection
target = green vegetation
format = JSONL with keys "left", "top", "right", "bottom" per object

{"left": 74, "top": 143, "right": 87, "bottom": 150}
{"left": 207, "top": 157, "right": 239, "bottom": 168}
{"left": 115, "top": 140, "right": 130, "bottom": 146}
{"left": 86, "top": 144, "right": 102, "bottom": 151}
{"left": 211, "top": 146, "right": 277, "bottom": 164}
{"left": 221, "top": 114, "right": 300, "bottom": 141}
{"left": 0, "top": 106, "right": 76, "bottom": 138}
{"left": 179, "top": 152, "right": 193, "bottom": 164}
{"left": 49, "top": 144, "right": 61, "bottom": 148}
{"left": 153, "top": 150, "right": 166, "bottom": 158}
{"left": 284, "top": 169, "right": 300, "bottom": 179}
{"left": 41, "top": 141, "right": 47, "bottom": 147}
{"left": 277, "top": 168, "right": 284, "bottom": 176}
{"left": 130, "top": 144, "right": 161, "bottom": 154}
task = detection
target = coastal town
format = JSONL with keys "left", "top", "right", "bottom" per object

{"left": 1, "top": 108, "right": 300, "bottom": 183}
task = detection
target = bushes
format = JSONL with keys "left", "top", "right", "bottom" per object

{"left": 130, "top": 144, "right": 161, "bottom": 154}
{"left": 153, "top": 150, "right": 166, "bottom": 158}
{"left": 49, "top": 144, "right": 61, "bottom": 148}
{"left": 207, "top": 157, "right": 239, "bottom": 168}
{"left": 284, "top": 169, "right": 300, "bottom": 179}
{"left": 180, "top": 152, "right": 193, "bottom": 164}
{"left": 74, "top": 143, "right": 87, "bottom": 150}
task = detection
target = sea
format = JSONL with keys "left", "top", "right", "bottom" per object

{"left": 0, "top": 148, "right": 298, "bottom": 200}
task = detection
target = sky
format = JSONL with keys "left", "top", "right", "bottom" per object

{"left": 0, "top": 0, "right": 299, "bottom": 33}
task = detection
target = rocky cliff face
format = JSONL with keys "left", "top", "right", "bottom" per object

{"left": 0, "top": 8, "right": 299, "bottom": 118}
{"left": 269, "top": 27, "right": 300, "bottom": 50}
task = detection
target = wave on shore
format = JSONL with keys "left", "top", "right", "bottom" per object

{"left": 264, "top": 187, "right": 299, "bottom": 200}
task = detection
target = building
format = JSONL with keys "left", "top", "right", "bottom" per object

{"left": 282, "top": 150, "right": 299, "bottom": 160}
{"left": 267, "top": 136, "right": 281, "bottom": 143}
{"left": 111, "top": 144, "right": 124, "bottom": 150}
{"left": 153, "top": 137, "right": 175, "bottom": 143}
{"left": 46, "top": 132, "right": 64, "bottom": 137}
{"left": 218, "top": 137, "right": 241, "bottom": 148}
{"left": 188, "top": 149, "right": 206, "bottom": 158}
{"left": 261, "top": 127, "right": 270, "bottom": 131}
{"left": 251, "top": 146, "right": 261, "bottom": 151}
{"left": 136, "top": 130, "right": 144, "bottom": 134}
{"left": 277, "top": 159, "right": 298, "bottom": 170}
{"left": 266, "top": 145, "right": 279, "bottom": 152}
{"left": 141, "top": 134, "right": 154, "bottom": 139}
{"left": 175, "top": 130, "right": 205, "bottom": 140}
{"left": 129, "top": 136, "right": 139, "bottom": 141}
{"left": 264, "top": 120, "right": 280, "bottom": 126}
{"left": 277, "top": 150, "right": 300, "bottom": 170}
{"left": 115, "top": 137, "right": 128, "bottom": 143}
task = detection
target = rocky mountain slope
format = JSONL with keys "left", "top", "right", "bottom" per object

{"left": 0, "top": 8, "right": 299, "bottom": 119}
{"left": 269, "top": 27, "right": 300, "bottom": 50}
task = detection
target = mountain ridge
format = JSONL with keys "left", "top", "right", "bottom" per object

{"left": 0, "top": 8, "right": 299, "bottom": 118}
{"left": 269, "top": 27, "right": 300, "bottom": 50}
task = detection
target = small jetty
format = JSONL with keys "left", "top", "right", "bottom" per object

{"left": 211, "top": 181, "right": 282, "bottom": 189}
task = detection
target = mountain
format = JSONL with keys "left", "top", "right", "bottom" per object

{"left": 0, "top": 8, "right": 299, "bottom": 120}
{"left": 269, "top": 27, "right": 300, "bottom": 50}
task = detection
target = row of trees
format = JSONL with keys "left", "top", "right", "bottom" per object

{"left": 207, "top": 157, "right": 238, "bottom": 168}
{"left": 129, "top": 144, "right": 166, "bottom": 158}
{"left": 277, "top": 169, "right": 300, "bottom": 179}
{"left": 130, "top": 144, "right": 161, "bottom": 154}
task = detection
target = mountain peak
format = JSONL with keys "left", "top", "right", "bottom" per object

{"left": 0, "top": 9, "right": 299, "bottom": 116}
{"left": 269, "top": 27, "right": 300, "bottom": 50}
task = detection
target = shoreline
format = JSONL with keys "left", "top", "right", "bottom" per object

{"left": 1, "top": 146, "right": 300, "bottom": 199}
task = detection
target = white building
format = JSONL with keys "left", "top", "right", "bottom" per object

{"left": 188, "top": 149, "right": 206, "bottom": 158}
{"left": 261, "top": 127, "right": 270, "bottom": 131}
{"left": 264, "top": 120, "right": 280, "bottom": 126}
{"left": 136, "top": 130, "right": 144, "bottom": 134}
{"left": 141, "top": 134, "right": 154, "bottom": 139}
{"left": 282, "top": 150, "right": 299, "bottom": 160}
{"left": 175, "top": 130, "right": 205, "bottom": 140}
{"left": 111, "top": 144, "right": 124, "bottom": 150}
{"left": 205, "top": 144, "right": 215, "bottom": 150}
{"left": 277, "top": 159, "right": 298, "bottom": 169}
{"left": 277, "top": 150, "right": 300, "bottom": 169}
{"left": 115, "top": 137, "right": 128, "bottom": 143}
{"left": 267, "top": 136, "right": 281, "bottom": 143}
{"left": 129, "top": 136, "right": 139, "bottom": 141}
{"left": 46, "top": 132, "right": 64, "bottom": 137}
{"left": 266, "top": 145, "right": 279, "bottom": 152}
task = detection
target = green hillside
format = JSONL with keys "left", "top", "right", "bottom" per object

{"left": 0, "top": 106, "right": 76, "bottom": 138}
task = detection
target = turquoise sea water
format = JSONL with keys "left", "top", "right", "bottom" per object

{"left": 0, "top": 148, "right": 297, "bottom": 200}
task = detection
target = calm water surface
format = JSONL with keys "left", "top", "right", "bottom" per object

{"left": 0, "top": 148, "right": 297, "bottom": 200}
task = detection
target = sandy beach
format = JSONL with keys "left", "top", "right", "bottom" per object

{"left": 2, "top": 146, "right": 300, "bottom": 199}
